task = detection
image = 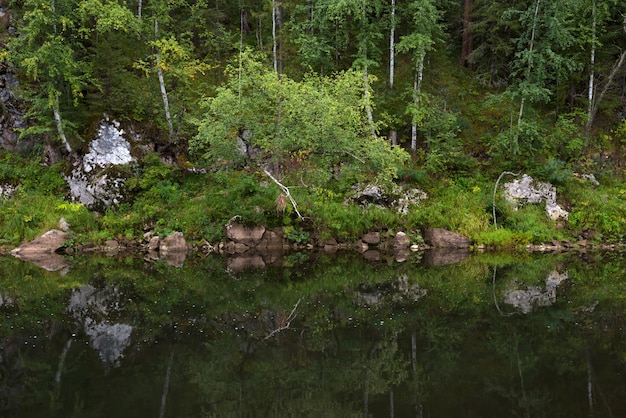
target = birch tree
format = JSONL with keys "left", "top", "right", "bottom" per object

{"left": 397, "top": 0, "right": 442, "bottom": 153}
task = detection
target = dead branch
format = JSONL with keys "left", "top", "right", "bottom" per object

{"left": 265, "top": 298, "right": 302, "bottom": 340}
{"left": 493, "top": 171, "right": 520, "bottom": 228}
{"left": 263, "top": 169, "right": 304, "bottom": 220}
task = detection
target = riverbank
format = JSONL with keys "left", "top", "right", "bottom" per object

{"left": 0, "top": 151, "right": 624, "bottom": 259}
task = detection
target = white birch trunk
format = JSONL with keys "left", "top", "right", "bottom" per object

{"left": 586, "top": 0, "right": 596, "bottom": 137}
{"left": 155, "top": 18, "right": 174, "bottom": 141}
{"left": 272, "top": 0, "right": 278, "bottom": 73}
{"left": 411, "top": 50, "right": 425, "bottom": 153}
{"left": 389, "top": 0, "right": 397, "bottom": 145}
{"left": 53, "top": 96, "right": 72, "bottom": 153}
{"left": 389, "top": 0, "right": 395, "bottom": 90}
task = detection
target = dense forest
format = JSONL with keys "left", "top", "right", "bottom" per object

{"left": 1, "top": 0, "right": 626, "bottom": 248}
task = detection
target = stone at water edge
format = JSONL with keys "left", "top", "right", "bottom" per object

{"left": 424, "top": 228, "right": 472, "bottom": 248}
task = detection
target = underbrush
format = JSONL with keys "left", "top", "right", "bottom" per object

{"left": 1, "top": 151, "right": 623, "bottom": 250}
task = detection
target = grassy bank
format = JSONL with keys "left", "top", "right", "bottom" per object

{"left": 0, "top": 151, "right": 624, "bottom": 252}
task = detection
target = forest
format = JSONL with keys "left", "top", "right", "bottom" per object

{"left": 1, "top": 0, "right": 626, "bottom": 248}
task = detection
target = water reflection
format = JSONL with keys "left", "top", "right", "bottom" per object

{"left": 0, "top": 252, "right": 625, "bottom": 417}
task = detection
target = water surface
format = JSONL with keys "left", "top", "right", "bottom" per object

{"left": 1, "top": 251, "right": 625, "bottom": 417}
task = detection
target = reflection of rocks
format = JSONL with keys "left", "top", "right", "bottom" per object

{"left": 423, "top": 248, "right": 470, "bottom": 266}
{"left": 68, "top": 284, "right": 133, "bottom": 368}
{"left": 355, "top": 274, "right": 427, "bottom": 308}
{"left": 159, "top": 231, "right": 187, "bottom": 267}
{"left": 504, "top": 271, "right": 568, "bottom": 314}
{"left": 227, "top": 254, "right": 266, "bottom": 273}
{"left": 10, "top": 229, "right": 70, "bottom": 272}
{"left": 83, "top": 318, "right": 133, "bottom": 367}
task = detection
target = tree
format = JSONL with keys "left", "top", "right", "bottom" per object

{"left": 397, "top": 0, "right": 443, "bottom": 153}
{"left": 190, "top": 53, "right": 407, "bottom": 184}
{"left": 504, "top": 0, "right": 579, "bottom": 153}
{"left": 11, "top": 0, "right": 93, "bottom": 152}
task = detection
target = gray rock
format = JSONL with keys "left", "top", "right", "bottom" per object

{"left": 11, "top": 229, "right": 68, "bottom": 256}
{"left": 159, "top": 232, "right": 187, "bottom": 254}
{"left": 362, "top": 231, "right": 380, "bottom": 245}
{"left": 226, "top": 224, "right": 266, "bottom": 247}
{"left": 502, "top": 174, "right": 568, "bottom": 220}
{"left": 424, "top": 228, "right": 472, "bottom": 248}
{"left": 65, "top": 118, "right": 137, "bottom": 210}
{"left": 392, "top": 231, "right": 411, "bottom": 249}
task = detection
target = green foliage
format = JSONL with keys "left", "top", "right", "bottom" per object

{"left": 568, "top": 183, "right": 626, "bottom": 243}
{"left": 407, "top": 179, "right": 490, "bottom": 238}
{"left": 191, "top": 52, "right": 408, "bottom": 184}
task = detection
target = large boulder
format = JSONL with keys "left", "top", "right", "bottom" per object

{"left": 65, "top": 118, "right": 137, "bottom": 210}
{"left": 10, "top": 229, "right": 70, "bottom": 271}
{"left": 347, "top": 184, "right": 427, "bottom": 213}
{"left": 226, "top": 224, "right": 266, "bottom": 247}
{"left": 502, "top": 174, "right": 568, "bottom": 221}
{"left": 159, "top": 231, "right": 187, "bottom": 267}
{"left": 0, "top": 63, "right": 29, "bottom": 153}
{"left": 11, "top": 229, "right": 68, "bottom": 256}
{"left": 424, "top": 228, "right": 472, "bottom": 248}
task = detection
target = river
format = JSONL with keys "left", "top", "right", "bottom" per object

{"left": 1, "top": 250, "right": 625, "bottom": 417}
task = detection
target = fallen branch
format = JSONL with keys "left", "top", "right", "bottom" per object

{"left": 263, "top": 169, "right": 304, "bottom": 220}
{"left": 492, "top": 171, "right": 520, "bottom": 228}
{"left": 265, "top": 298, "right": 302, "bottom": 340}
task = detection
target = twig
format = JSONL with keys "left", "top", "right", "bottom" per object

{"left": 263, "top": 169, "right": 304, "bottom": 220}
{"left": 492, "top": 171, "right": 520, "bottom": 228}
{"left": 265, "top": 298, "right": 302, "bottom": 340}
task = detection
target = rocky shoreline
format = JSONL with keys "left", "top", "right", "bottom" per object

{"left": 5, "top": 220, "right": 623, "bottom": 273}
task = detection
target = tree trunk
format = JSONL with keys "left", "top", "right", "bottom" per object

{"left": 460, "top": 0, "right": 473, "bottom": 68}
{"left": 389, "top": 0, "right": 397, "bottom": 145}
{"left": 585, "top": 0, "right": 596, "bottom": 138}
{"left": 154, "top": 18, "right": 174, "bottom": 142}
{"left": 389, "top": 0, "right": 395, "bottom": 90}
{"left": 53, "top": 96, "right": 72, "bottom": 153}
{"left": 411, "top": 50, "right": 425, "bottom": 153}
{"left": 515, "top": 0, "right": 540, "bottom": 146}
{"left": 272, "top": 0, "right": 278, "bottom": 73}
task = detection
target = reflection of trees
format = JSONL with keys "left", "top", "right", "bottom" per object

{"left": 3, "top": 253, "right": 626, "bottom": 416}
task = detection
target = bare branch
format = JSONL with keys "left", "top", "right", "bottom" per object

{"left": 493, "top": 171, "right": 520, "bottom": 228}
{"left": 263, "top": 169, "right": 304, "bottom": 220}
{"left": 265, "top": 298, "right": 302, "bottom": 340}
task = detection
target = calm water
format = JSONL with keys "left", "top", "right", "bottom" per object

{"left": 1, "top": 250, "right": 625, "bottom": 417}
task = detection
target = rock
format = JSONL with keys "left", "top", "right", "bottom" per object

{"left": 11, "top": 229, "right": 70, "bottom": 271}
{"left": 347, "top": 184, "right": 427, "bottom": 213}
{"left": 256, "top": 228, "right": 285, "bottom": 250}
{"left": 11, "top": 229, "right": 68, "bottom": 256}
{"left": 226, "top": 224, "right": 266, "bottom": 247}
{"left": 58, "top": 217, "right": 70, "bottom": 232}
{"left": 502, "top": 174, "right": 568, "bottom": 221}
{"left": 65, "top": 118, "right": 137, "bottom": 210}
{"left": 395, "top": 188, "right": 428, "bottom": 214}
{"left": 323, "top": 238, "right": 338, "bottom": 253}
{"left": 546, "top": 201, "right": 569, "bottom": 220}
{"left": 148, "top": 236, "right": 160, "bottom": 251}
{"left": 392, "top": 232, "right": 411, "bottom": 249}
{"left": 362, "top": 231, "right": 380, "bottom": 245}
{"left": 159, "top": 232, "right": 187, "bottom": 254}
{"left": 424, "top": 228, "right": 472, "bottom": 248}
